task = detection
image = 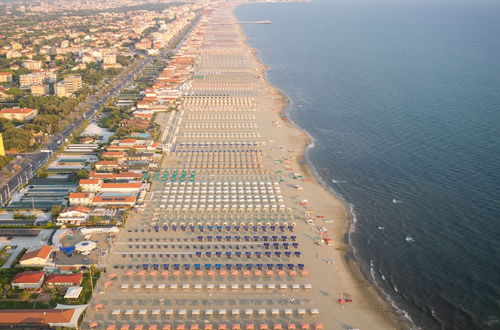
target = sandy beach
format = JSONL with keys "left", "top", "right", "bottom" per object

{"left": 83, "top": 3, "right": 406, "bottom": 329}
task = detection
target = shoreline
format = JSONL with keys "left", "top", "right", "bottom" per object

{"left": 233, "top": 3, "right": 410, "bottom": 329}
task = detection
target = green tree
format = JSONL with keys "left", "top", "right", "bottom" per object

{"left": 20, "top": 290, "right": 31, "bottom": 301}
{"left": 2, "top": 128, "right": 33, "bottom": 151}
{"left": 4, "top": 87, "right": 23, "bottom": 96}
{"left": 51, "top": 205, "right": 62, "bottom": 217}
{"left": 76, "top": 168, "right": 89, "bottom": 179}
{"left": 35, "top": 169, "right": 47, "bottom": 178}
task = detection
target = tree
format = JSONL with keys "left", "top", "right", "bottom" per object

{"left": 20, "top": 290, "right": 31, "bottom": 301}
{"left": 76, "top": 168, "right": 89, "bottom": 179}
{"left": 35, "top": 169, "right": 47, "bottom": 178}
{"left": 0, "top": 283, "right": 9, "bottom": 299}
{"left": 4, "top": 87, "right": 23, "bottom": 96}
{"left": 2, "top": 128, "right": 33, "bottom": 151}
{"left": 51, "top": 205, "right": 62, "bottom": 217}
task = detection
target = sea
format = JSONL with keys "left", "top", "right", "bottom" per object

{"left": 235, "top": 1, "right": 500, "bottom": 329}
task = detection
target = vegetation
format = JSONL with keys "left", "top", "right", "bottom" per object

{"left": 0, "top": 267, "right": 100, "bottom": 309}
{"left": 76, "top": 168, "right": 89, "bottom": 179}
{"left": 13, "top": 213, "right": 37, "bottom": 220}
{"left": 98, "top": 106, "right": 131, "bottom": 131}
{"left": 0, "top": 156, "right": 13, "bottom": 170}
{"left": 51, "top": 205, "right": 62, "bottom": 217}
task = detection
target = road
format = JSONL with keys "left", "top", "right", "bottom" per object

{"left": 0, "top": 16, "right": 199, "bottom": 206}
{"left": 0, "top": 54, "right": 155, "bottom": 205}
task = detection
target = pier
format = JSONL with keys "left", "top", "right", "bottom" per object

{"left": 238, "top": 20, "right": 272, "bottom": 24}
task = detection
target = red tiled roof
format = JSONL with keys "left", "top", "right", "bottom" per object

{"left": 19, "top": 246, "right": 52, "bottom": 262}
{"left": 0, "top": 107, "right": 36, "bottom": 114}
{"left": 101, "top": 182, "right": 141, "bottom": 189}
{"left": 79, "top": 179, "right": 99, "bottom": 185}
{"left": 45, "top": 273, "right": 82, "bottom": 285}
{"left": 0, "top": 309, "right": 75, "bottom": 325}
{"left": 120, "top": 138, "right": 136, "bottom": 143}
{"left": 69, "top": 192, "right": 91, "bottom": 199}
{"left": 95, "top": 160, "right": 118, "bottom": 165}
{"left": 12, "top": 271, "right": 44, "bottom": 284}
{"left": 102, "top": 151, "right": 126, "bottom": 157}
{"left": 61, "top": 205, "right": 91, "bottom": 214}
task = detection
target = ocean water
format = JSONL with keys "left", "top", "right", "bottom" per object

{"left": 235, "top": 1, "right": 500, "bottom": 329}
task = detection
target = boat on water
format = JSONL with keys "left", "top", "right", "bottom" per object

{"left": 406, "top": 235, "right": 415, "bottom": 242}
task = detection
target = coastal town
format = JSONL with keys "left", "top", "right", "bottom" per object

{"left": 0, "top": 0, "right": 396, "bottom": 329}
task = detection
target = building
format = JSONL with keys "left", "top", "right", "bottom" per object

{"left": 107, "top": 138, "right": 160, "bottom": 152}
{"left": 101, "top": 151, "right": 126, "bottom": 159}
{"left": 64, "top": 75, "right": 82, "bottom": 93}
{"left": 88, "top": 171, "right": 143, "bottom": 181}
{"left": 19, "top": 73, "right": 43, "bottom": 87}
{"left": 30, "top": 84, "right": 49, "bottom": 96}
{"left": 103, "top": 53, "right": 116, "bottom": 64}
{"left": 0, "top": 107, "right": 38, "bottom": 121}
{"left": 56, "top": 205, "right": 91, "bottom": 225}
{"left": 94, "top": 160, "right": 120, "bottom": 171}
{"left": 18, "top": 246, "right": 53, "bottom": 267}
{"left": 92, "top": 195, "right": 137, "bottom": 207}
{"left": 68, "top": 192, "right": 94, "bottom": 206}
{"left": 11, "top": 271, "right": 45, "bottom": 289}
{"left": 45, "top": 273, "right": 83, "bottom": 286}
{"left": 0, "top": 72, "right": 13, "bottom": 83}
{"left": 0, "top": 307, "right": 85, "bottom": 328}
{"left": 55, "top": 81, "right": 70, "bottom": 97}
{"left": 78, "top": 179, "right": 101, "bottom": 192}
{"left": 19, "top": 72, "right": 56, "bottom": 87}
{"left": 22, "top": 60, "right": 42, "bottom": 70}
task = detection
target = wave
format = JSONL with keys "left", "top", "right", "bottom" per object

{"left": 282, "top": 101, "right": 419, "bottom": 329}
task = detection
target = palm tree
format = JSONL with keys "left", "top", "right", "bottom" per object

{"left": 20, "top": 290, "right": 31, "bottom": 301}
{"left": 0, "top": 283, "right": 9, "bottom": 299}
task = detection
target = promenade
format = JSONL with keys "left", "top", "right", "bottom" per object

{"left": 83, "top": 4, "right": 394, "bottom": 330}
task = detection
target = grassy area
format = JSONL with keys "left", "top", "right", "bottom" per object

{"left": 49, "top": 270, "right": 101, "bottom": 306}
{"left": 0, "top": 268, "right": 100, "bottom": 308}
